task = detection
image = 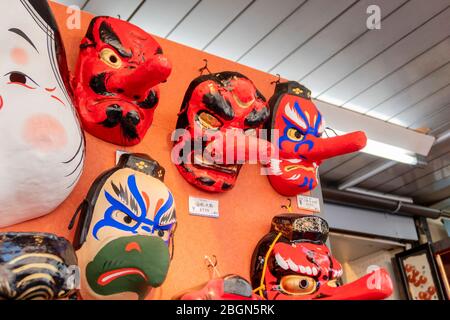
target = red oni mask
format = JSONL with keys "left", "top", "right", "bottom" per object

{"left": 173, "top": 72, "right": 269, "bottom": 192}
{"left": 266, "top": 82, "right": 367, "bottom": 196}
{"left": 177, "top": 275, "right": 262, "bottom": 300}
{"left": 72, "top": 17, "right": 172, "bottom": 146}
{"left": 251, "top": 214, "right": 393, "bottom": 300}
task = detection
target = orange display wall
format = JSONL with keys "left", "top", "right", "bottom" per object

{"left": 0, "top": 2, "right": 313, "bottom": 299}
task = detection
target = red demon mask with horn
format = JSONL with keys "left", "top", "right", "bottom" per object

{"left": 72, "top": 17, "right": 171, "bottom": 146}
{"left": 266, "top": 81, "right": 367, "bottom": 196}
{"left": 251, "top": 214, "right": 393, "bottom": 300}
{"left": 173, "top": 72, "right": 270, "bottom": 192}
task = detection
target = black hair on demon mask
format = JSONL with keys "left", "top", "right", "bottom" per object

{"left": 72, "top": 16, "right": 172, "bottom": 146}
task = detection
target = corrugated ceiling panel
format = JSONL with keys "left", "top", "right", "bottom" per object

{"left": 129, "top": 0, "right": 198, "bottom": 38}
{"left": 204, "top": 0, "right": 305, "bottom": 61}
{"left": 319, "top": 153, "right": 358, "bottom": 177}
{"left": 366, "top": 62, "right": 450, "bottom": 120}
{"left": 83, "top": 0, "right": 141, "bottom": 20}
{"left": 322, "top": 153, "right": 379, "bottom": 181}
{"left": 343, "top": 37, "right": 450, "bottom": 113}
{"left": 271, "top": 0, "right": 406, "bottom": 82}
{"left": 357, "top": 163, "right": 410, "bottom": 189}
{"left": 238, "top": 0, "right": 355, "bottom": 71}
{"left": 415, "top": 184, "right": 450, "bottom": 204}
{"left": 391, "top": 85, "right": 450, "bottom": 127}
{"left": 166, "top": 0, "right": 252, "bottom": 50}
{"left": 321, "top": 7, "right": 450, "bottom": 107}
{"left": 400, "top": 164, "right": 450, "bottom": 196}
{"left": 372, "top": 145, "right": 450, "bottom": 193}
{"left": 385, "top": 153, "right": 450, "bottom": 194}
{"left": 301, "top": 0, "right": 450, "bottom": 98}
{"left": 410, "top": 107, "right": 450, "bottom": 132}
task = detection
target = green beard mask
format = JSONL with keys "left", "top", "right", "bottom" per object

{"left": 69, "top": 153, "right": 176, "bottom": 300}
{"left": 86, "top": 236, "right": 170, "bottom": 300}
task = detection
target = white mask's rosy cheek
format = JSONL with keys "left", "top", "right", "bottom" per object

{"left": 10, "top": 47, "right": 28, "bottom": 65}
{"left": 22, "top": 113, "right": 68, "bottom": 152}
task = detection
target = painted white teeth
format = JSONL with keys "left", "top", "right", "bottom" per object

{"left": 312, "top": 267, "right": 318, "bottom": 276}
{"left": 286, "top": 259, "right": 298, "bottom": 272}
{"left": 275, "top": 253, "right": 289, "bottom": 270}
{"left": 305, "top": 266, "right": 312, "bottom": 275}
{"left": 299, "top": 265, "right": 306, "bottom": 274}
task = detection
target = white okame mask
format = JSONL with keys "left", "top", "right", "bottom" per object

{"left": 0, "top": 0, "right": 85, "bottom": 227}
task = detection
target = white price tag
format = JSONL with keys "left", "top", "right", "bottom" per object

{"left": 189, "top": 196, "right": 219, "bottom": 218}
{"left": 116, "top": 150, "right": 129, "bottom": 164}
{"left": 297, "top": 194, "right": 321, "bottom": 213}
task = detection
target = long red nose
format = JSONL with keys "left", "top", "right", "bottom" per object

{"left": 108, "top": 55, "right": 172, "bottom": 98}
{"left": 300, "top": 131, "right": 367, "bottom": 162}
{"left": 319, "top": 268, "right": 393, "bottom": 300}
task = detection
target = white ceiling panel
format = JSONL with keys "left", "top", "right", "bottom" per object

{"left": 129, "top": 0, "right": 199, "bottom": 38}
{"left": 54, "top": 0, "right": 86, "bottom": 7}
{"left": 204, "top": 0, "right": 306, "bottom": 61}
{"left": 409, "top": 106, "right": 450, "bottom": 132}
{"left": 391, "top": 84, "right": 450, "bottom": 127}
{"left": 238, "top": 0, "right": 355, "bottom": 71}
{"left": 320, "top": 7, "right": 450, "bottom": 107}
{"left": 300, "top": 0, "right": 450, "bottom": 98}
{"left": 83, "top": 0, "right": 142, "bottom": 20}
{"left": 166, "top": 0, "right": 252, "bottom": 50}
{"left": 343, "top": 37, "right": 450, "bottom": 113}
{"left": 270, "top": 0, "right": 406, "bottom": 83}
{"left": 366, "top": 62, "right": 450, "bottom": 120}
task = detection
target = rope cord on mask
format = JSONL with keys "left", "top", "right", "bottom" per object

{"left": 253, "top": 232, "right": 283, "bottom": 298}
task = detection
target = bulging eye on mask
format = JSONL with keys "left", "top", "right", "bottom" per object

{"left": 68, "top": 153, "right": 176, "bottom": 300}
{"left": 173, "top": 71, "right": 271, "bottom": 193}
{"left": 251, "top": 214, "right": 393, "bottom": 300}
{"left": 0, "top": 232, "right": 79, "bottom": 300}
{"left": 265, "top": 81, "right": 367, "bottom": 196}
{"left": 72, "top": 16, "right": 172, "bottom": 146}
{"left": 0, "top": 0, "right": 85, "bottom": 228}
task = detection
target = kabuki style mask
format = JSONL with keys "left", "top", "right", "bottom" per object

{"left": 250, "top": 214, "right": 393, "bottom": 300}
{"left": 0, "top": 232, "right": 79, "bottom": 300}
{"left": 173, "top": 72, "right": 270, "bottom": 192}
{"left": 69, "top": 153, "right": 176, "bottom": 300}
{"left": 266, "top": 81, "right": 367, "bottom": 196}
{"left": 72, "top": 16, "right": 172, "bottom": 146}
{"left": 0, "top": 0, "right": 85, "bottom": 227}
{"left": 176, "top": 275, "right": 262, "bottom": 300}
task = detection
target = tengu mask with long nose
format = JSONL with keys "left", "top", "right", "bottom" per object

{"left": 69, "top": 153, "right": 176, "bottom": 300}
{"left": 173, "top": 72, "right": 270, "bottom": 192}
{"left": 266, "top": 81, "right": 367, "bottom": 196}
{"left": 250, "top": 214, "right": 393, "bottom": 300}
{"left": 72, "top": 17, "right": 172, "bottom": 146}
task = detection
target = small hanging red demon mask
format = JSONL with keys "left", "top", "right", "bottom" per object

{"left": 176, "top": 275, "right": 262, "bottom": 300}
{"left": 251, "top": 214, "right": 393, "bottom": 300}
{"left": 173, "top": 72, "right": 270, "bottom": 192}
{"left": 72, "top": 16, "right": 171, "bottom": 146}
{"left": 266, "top": 81, "right": 367, "bottom": 196}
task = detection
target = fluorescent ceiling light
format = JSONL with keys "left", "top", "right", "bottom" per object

{"left": 333, "top": 130, "right": 418, "bottom": 165}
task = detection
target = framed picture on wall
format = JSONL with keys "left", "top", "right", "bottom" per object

{"left": 395, "top": 243, "right": 445, "bottom": 300}
{"left": 432, "top": 238, "right": 450, "bottom": 300}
